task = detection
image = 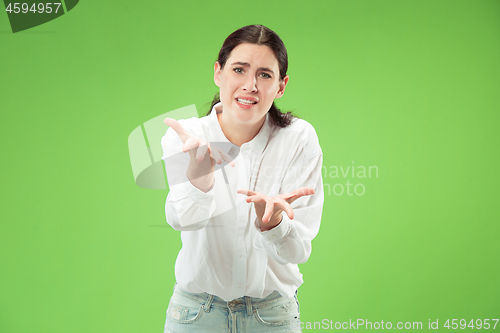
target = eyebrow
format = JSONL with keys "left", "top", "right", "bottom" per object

{"left": 230, "top": 62, "right": 275, "bottom": 74}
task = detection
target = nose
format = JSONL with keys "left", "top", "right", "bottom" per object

{"left": 242, "top": 74, "right": 257, "bottom": 93}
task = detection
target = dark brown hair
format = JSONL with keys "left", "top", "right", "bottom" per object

{"left": 206, "top": 25, "right": 295, "bottom": 128}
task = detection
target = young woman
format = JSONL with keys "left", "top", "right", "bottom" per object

{"left": 161, "top": 24, "right": 324, "bottom": 333}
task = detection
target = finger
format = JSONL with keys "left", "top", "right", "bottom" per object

{"left": 283, "top": 187, "right": 315, "bottom": 204}
{"left": 237, "top": 189, "right": 258, "bottom": 197}
{"left": 262, "top": 200, "right": 275, "bottom": 223}
{"left": 196, "top": 143, "right": 209, "bottom": 161}
{"left": 182, "top": 137, "right": 201, "bottom": 153}
{"left": 209, "top": 146, "right": 223, "bottom": 164}
{"left": 282, "top": 187, "right": 315, "bottom": 199}
{"left": 277, "top": 199, "right": 294, "bottom": 220}
{"left": 164, "top": 118, "right": 190, "bottom": 142}
{"left": 299, "top": 187, "right": 315, "bottom": 196}
{"left": 245, "top": 194, "right": 265, "bottom": 204}
{"left": 218, "top": 149, "right": 236, "bottom": 167}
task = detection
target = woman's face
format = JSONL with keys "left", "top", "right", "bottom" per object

{"left": 214, "top": 43, "right": 288, "bottom": 127}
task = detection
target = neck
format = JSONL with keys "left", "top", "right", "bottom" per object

{"left": 217, "top": 112, "right": 265, "bottom": 147}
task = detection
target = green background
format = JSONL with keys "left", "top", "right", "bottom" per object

{"left": 1, "top": 0, "right": 499, "bottom": 332}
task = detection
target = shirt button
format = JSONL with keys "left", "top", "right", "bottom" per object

{"left": 238, "top": 251, "right": 244, "bottom": 257}
{"left": 237, "top": 283, "right": 243, "bottom": 288}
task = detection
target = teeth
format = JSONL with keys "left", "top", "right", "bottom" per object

{"left": 237, "top": 98, "right": 256, "bottom": 105}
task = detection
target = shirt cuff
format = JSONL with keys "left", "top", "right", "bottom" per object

{"left": 255, "top": 212, "right": 292, "bottom": 246}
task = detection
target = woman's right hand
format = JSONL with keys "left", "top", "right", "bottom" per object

{"left": 164, "top": 118, "right": 235, "bottom": 192}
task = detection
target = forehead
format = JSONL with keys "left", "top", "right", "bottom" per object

{"left": 226, "top": 43, "right": 279, "bottom": 69}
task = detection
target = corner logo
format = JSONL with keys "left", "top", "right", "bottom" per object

{"left": 128, "top": 105, "right": 244, "bottom": 226}
{"left": 128, "top": 105, "right": 200, "bottom": 190}
{"left": 128, "top": 104, "right": 239, "bottom": 191}
{"left": 3, "top": 0, "right": 78, "bottom": 33}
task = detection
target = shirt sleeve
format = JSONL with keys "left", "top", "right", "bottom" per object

{"left": 254, "top": 128, "right": 324, "bottom": 265}
{"left": 161, "top": 125, "right": 217, "bottom": 231}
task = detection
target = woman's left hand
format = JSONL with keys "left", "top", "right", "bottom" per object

{"left": 237, "top": 187, "right": 315, "bottom": 231}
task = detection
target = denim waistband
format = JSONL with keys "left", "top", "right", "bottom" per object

{"left": 172, "top": 283, "right": 295, "bottom": 315}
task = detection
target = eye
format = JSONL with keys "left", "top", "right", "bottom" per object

{"left": 233, "top": 67, "right": 244, "bottom": 74}
{"left": 260, "top": 72, "right": 272, "bottom": 79}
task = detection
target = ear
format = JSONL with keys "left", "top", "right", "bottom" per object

{"left": 214, "top": 61, "right": 222, "bottom": 87}
{"left": 275, "top": 75, "right": 289, "bottom": 99}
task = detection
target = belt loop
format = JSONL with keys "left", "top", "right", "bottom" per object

{"left": 204, "top": 294, "right": 214, "bottom": 313}
{"left": 245, "top": 296, "right": 252, "bottom": 316}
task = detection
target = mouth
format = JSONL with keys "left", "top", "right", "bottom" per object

{"left": 235, "top": 97, "right": 258, "bottom": 109}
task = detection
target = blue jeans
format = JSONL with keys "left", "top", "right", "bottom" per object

{"left": 164, "top": 284, "right": 302, "bottom": 332}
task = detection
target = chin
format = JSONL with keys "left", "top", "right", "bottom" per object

{"left": 235, "top": 112, "right": 257, "bottom": 124}
{"left": 230, "top": 105, "right": 256, "bottom": 119}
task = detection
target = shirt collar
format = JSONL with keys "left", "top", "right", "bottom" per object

{"left": 208, "top": 102, "right": 272, "bottom": 157}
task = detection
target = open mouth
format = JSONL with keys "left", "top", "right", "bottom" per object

{"left": 236, "top": 98, "right": 258, "bottom": 106}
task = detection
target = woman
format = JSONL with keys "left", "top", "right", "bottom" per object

{"left": 161, "top": 25, "right": 323, "bottom": 333}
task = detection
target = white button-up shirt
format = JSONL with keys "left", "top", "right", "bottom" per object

{"left": 161, "top": 103, "right": 324, "bottom": 302}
